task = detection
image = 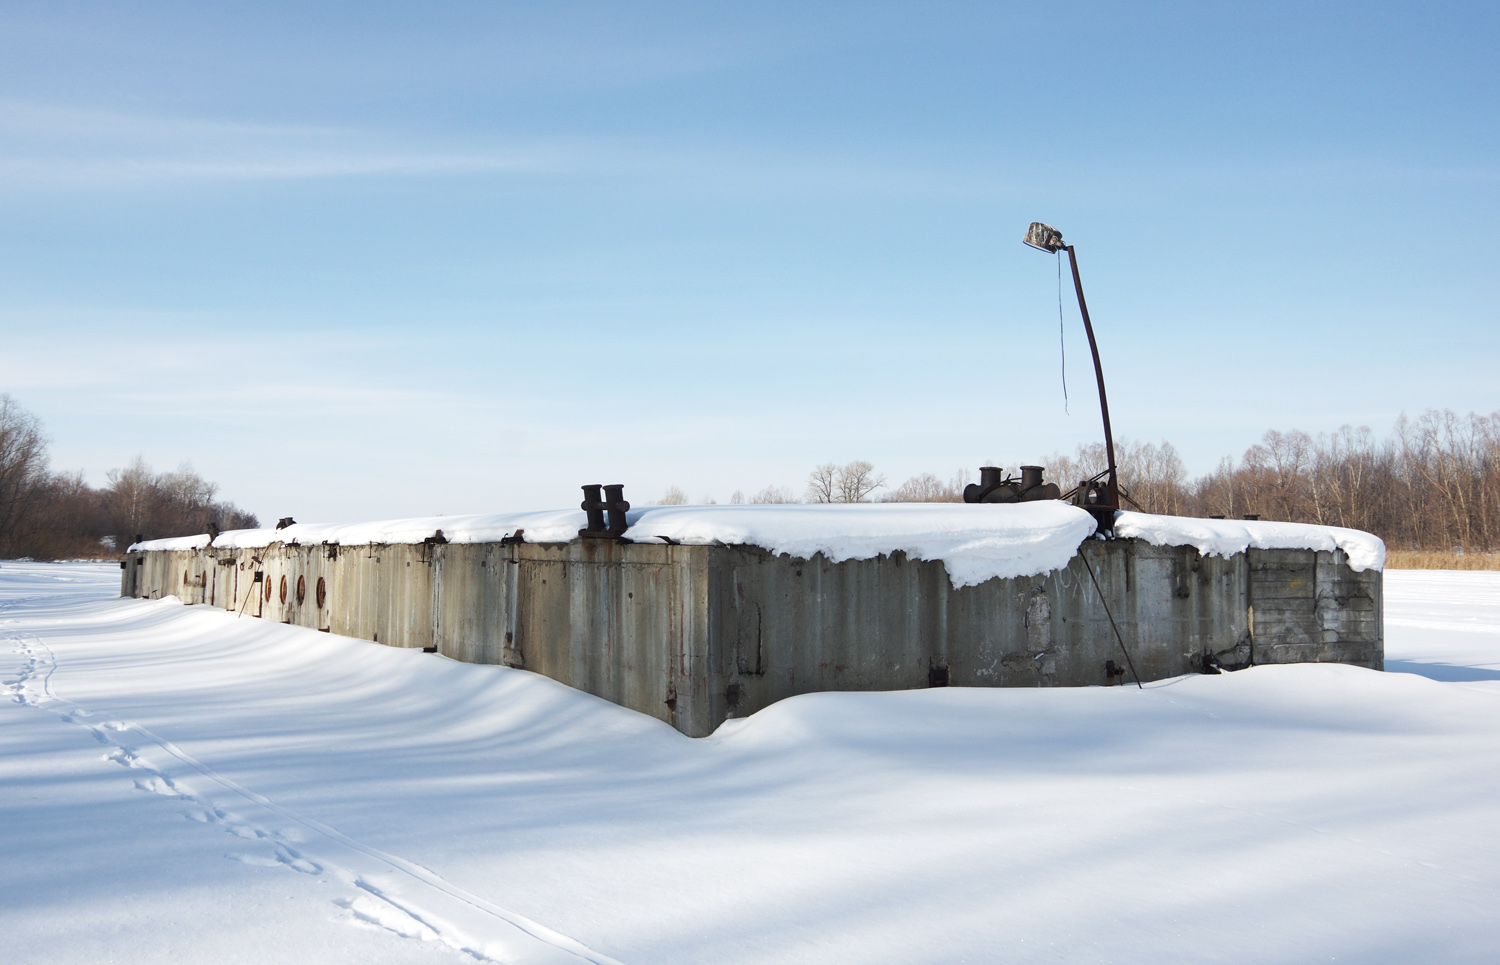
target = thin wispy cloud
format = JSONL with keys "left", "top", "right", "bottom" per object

{"left": 0, "top": 99, "right": 1021, "bottom": 196}
{"left": 0, "top": 100, "right": 556, "bottom": 188}
{"left": 0, "top": 152, "right": 548, "bottom": 185}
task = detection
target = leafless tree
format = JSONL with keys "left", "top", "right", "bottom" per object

{"left": 835, "top": 460, "right": 886, "bottom": 502}
{"left": 1044, "top": 443, "right": 1108, "bottom": 492}
{"left": 104, "top": 457, "right": 257, "bottom": 551}
{"left": 1043, "top": 439, "right": 1184, "bottom": 513}
{"left": 805, "top": 463, "right": 838, "bottom": 503}
{"left": 1192, "top": 456, "right": 1241, "bottom": 519}
{"left": 0, "top": 395, "right": 49, "bottom": 554}
{"left": 805, "top": 461, "right": 886, "bottom": 503}
{"left": 104, "top": 456, "right": 154, "bottom": 546}
{"left": 13, "top": 470, "right": 110, "bottom": 559}
{"left": 883, "top": 470, "right": 968, "bottom": 502}
{"left": 751, "top": 484, "right": 798, "bottom": 504}
{"left": 655, "top": 486, "right": 688, "bottom": 505}
{"left": 1116, "top": 440, "right": 1187, "bottom": 515}
{"left": 1173, "top": 410, "right": 1500, "bottom": 551}
{"left": 1310, "top": 425, "right": 1379, "bottom": 530}
{"left": 1244, "top": 429, "right": 1314, "bottom": 521}
{"left": 1, "top": 402, "right": 259, "bottom": 559}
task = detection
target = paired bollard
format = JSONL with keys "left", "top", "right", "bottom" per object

{"left": 962, "top": 466, "right": 1062, "bottom": 504}
{"left": 579, "top": 484, "right": 631, "bottom": 539}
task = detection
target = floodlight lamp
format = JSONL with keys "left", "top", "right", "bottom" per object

{"left": 1020, "top": 218, "right": 1119, "bottom": 517}
{"left": 1023, "top": 222, "right": 1065, "bottom": 253}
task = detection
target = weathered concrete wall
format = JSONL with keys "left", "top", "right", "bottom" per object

{"left": 122, "top": 538, "right": 1382, "bottom": 737}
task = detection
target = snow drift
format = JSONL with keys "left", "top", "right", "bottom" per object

{"left": 0, "top": 563, "right": 1494, "bottom": 965}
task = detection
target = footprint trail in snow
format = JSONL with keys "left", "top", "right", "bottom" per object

{"left": 6, "top": 634, "right": 624, "bottom": 965}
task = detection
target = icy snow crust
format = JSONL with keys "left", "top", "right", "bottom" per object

{"left": 130, "top": 503, "right": 1384, "bottom": 586}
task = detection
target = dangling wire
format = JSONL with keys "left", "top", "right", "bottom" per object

{"left": 1057, "top": 250, "right": 1070, "bottom": 414}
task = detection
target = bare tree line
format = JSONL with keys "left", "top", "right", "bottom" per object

{"left": 0, "top": 395, "right": 258, "bottom": 559}
{"left": 655, "top": 409, "right": 1500, "bottom": 552}
{"left": 1039, "top": 412, "right": 1500, "bottom": 550}
{"left": 11, "top": 390, "right": 1492, "bottom": 558}
{"left": 804, "top": 460, "right": 887, "bottom": 503}
{"left": 654, "top": 462, "right": 896, "bottom": 507}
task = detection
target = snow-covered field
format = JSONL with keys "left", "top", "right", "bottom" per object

{"left": 3, "top": 562, "right": 1497, "bottom": 964}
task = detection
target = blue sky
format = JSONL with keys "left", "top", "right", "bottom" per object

{"left": 2, "top": 1, "right": 1495, "bottom": 521}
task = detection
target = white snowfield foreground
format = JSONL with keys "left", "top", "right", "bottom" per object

{"left": 130, "top": 503, "right": 1385, "bottom": 589}
{"left": 4, "top": 562, "right": 1497, "bottom": 965}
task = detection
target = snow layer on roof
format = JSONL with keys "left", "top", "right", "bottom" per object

{"left": 129, "top": 503, "right": 1384, "bottom": 585}
{"left": 130, "top": 503, "right": 1100, "bottom": 588}
{"left": 1114, "top": 511, "right": 1385, "bottom": 572}
{"left": 130, "top": 511, "right": 584, "bottom": 554}
{"left": 214, "top": 511, "right": 584, "bottom": 550}
{"left": 622, "top": 502, "right": 1100, "bottom": 588}
{"left": 136, "top": 533, "right": 215, "bottom": 552}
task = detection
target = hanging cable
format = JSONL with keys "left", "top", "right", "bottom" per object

{"left": 1079, "top": 548, "right": 1142, "bottom": 689}
{"left": 1057, "top": 250, "right": 1069, "bottom": 414}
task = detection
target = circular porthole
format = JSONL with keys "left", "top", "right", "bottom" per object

{"left": 296, "top": 575, "right": 306, "bottom": 605}
{"left": 279, "top": 575, "right": 288, "bottom": 604}
{"left": 265, "top": 576, "right": 273, "bottom": 601}
{"left": 315, "top": 577, "right": 327, "bottom": 609}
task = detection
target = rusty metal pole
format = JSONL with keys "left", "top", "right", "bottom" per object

{"left": 1063, "top": 245, "right": 1119, "bottom": 508}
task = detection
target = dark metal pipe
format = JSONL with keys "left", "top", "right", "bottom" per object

{"left": 1064, "top": 245, "right": 1119, "bottom": 511}
{"left": 603, "top": 484, "right": 631, "bottom": 536}
{"left": 964, "top": 466, "right": 1006, "bottom": 503}
{"left": 580, "top": 484, "right": 607, "bottom": 536}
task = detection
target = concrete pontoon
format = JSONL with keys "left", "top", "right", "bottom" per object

{"left": 124, "top": 504, "right": 1384, "bottom": 737}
